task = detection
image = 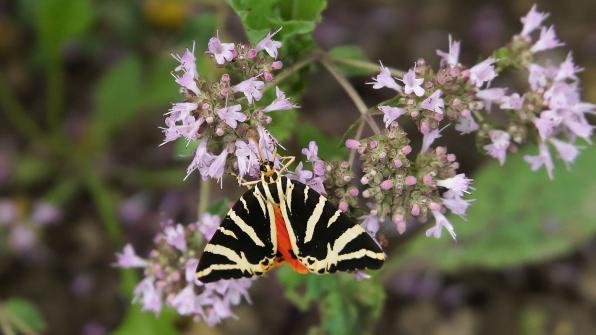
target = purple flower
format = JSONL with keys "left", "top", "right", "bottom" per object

{"left": 455, "top": 114, "right": 478, "bottom": 134}
{"left": 530, "top": 26, "right": 564, "bottom": 53}
{"left": 367, "top": 62, "right": 401, "bottom": 92}
{"left": 402, "top": 68, "right": 425, "bottom": 97}
{"left": 207, "top": 148, "right": 228, "bottom": 184}
{"left": 208, "top": 36, "right": 235, "bottom": 65}
{"left": 555, "top": 52, "right": 582, "bottom": 82}
{"left": 0, "top": 200, "right": 17, "bottom": 225}
{"left": 31, "top": 202, "right": 61, "bottom": 225}
{"left": 198, "top": 213, "right": 221, "bottom": 242}
{"left": 186, "top": 140, "right": 214, "bottom": 180}
{"left": 114, "top": 244, "right": 147, "bottom": 268}
{"left": 483, "top": 130, "right": 510, "bottom": 165}
{"left": 442, "top": 191, "right": 472, "bottom": 217}
{"left": 421, "top": 126, "right": 446, "bottom": 152}
{"left": 173, "top": 70, "right": 200, "bottom": 95}
{"left": 164, "top": 223, "right": 187, "bottom": 252}
{"left": 255, "top": 28, "right": 282, "bottom": 58}
{"left": 288, "top": 162, "right": 326, "bottom": 194}
{"left": 469, "top": 57, "right": 497, "bottom": 87}
{"left": 533, "top": 110, "right": 562, "bottom": 141}
{"left": 360, "top": 213, "right": 380, "bottom": 235}
{"left": 170, "top": 285, "right": 197, "bottom": 315}
{"left": 232, "top": 77, "right": 264, "bottom": 104}
{"left": 172, "top": 45, "right": 198, "bottom": 79}
{"left": 235, "top": 140, "right": 259, "bottom": 178}
{"left": 222, "top": 278, "right": 253, "bottom": 305}
{"left": 563, "top": 116, "right": 593, "bottom": 143}
{"left": 9, "top": 225, "right": 36, "bottom": 253}
{"left": 436, "top": 34, "right": 460, "bottom": 66}
{"left": 476, "top": 87, "right": 507, "bottom": 104}
{"left": 257, "top": 127, "right": 278, "bottom": 161}
{"left": 528, "top": 63, "right": 549, "bottom": 90}
{"left": 185, "top": 258, "right": 200, "bottom": 285}
{"left": 420, "top": 89, "right": 444, "bottom": 114}
{"left": 379, "top": 105, "right": 406, "bottom": 128}
{"left": 263, "top": 87, "right": 298, "bottom": 112}
{"left": 133, "top": 277, "right": 163, "bottom": 313}
{"left": 426, "top": 210, "right": 456, "bottom": 240}
{"left": 524, "top": 142, "right": 554, "bottom": 179}
{"left": 436, "top": 174, "right": 473, "bottom": 198}
{"left": 302, "top": 141, "right": 319, "bottom": 162}
{"left": 500, "top": 93, "right": 524, "bottom": 110}
{"left": 354, "top": 271, "right": 371, "bottom": 281}
{"left": 550, "top": 138, "right": 580, "bottom": 164}
{"left": 520, "top": 5, "right": 549, "bottom": 37}
{"left": 216, "top": 104, "right": 246, "bottom": 128}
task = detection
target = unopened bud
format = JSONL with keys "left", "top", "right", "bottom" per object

{"left": 221, "top": 73, "right": 230, "bottom": 82}
{"left": 401, "top": 145, "right": 412, "bottom": 155}
{"left": 339, "top": 201, "right": 349, "bottom": 212}
{"left": 345, "top": 139, "right": 360, "bottom": 150}
{"left": 380, "top": 179, "right": 394, "bottom": 190}
{"left": 411, "top": 203, "right": 420, "bottom": 216}
{"left": 247, "top": 49, "right": 257, "bottom": 58}
{"left": 216, "top": 128, "right": 224, "bottom": 136}
{"left": 271, "top": 61, "right": 283, "bottom": 70}
{"left": 405, "top": 175, "right": 417, "bottom": 186}
{"left": 263, "top": 71, "right": 273, "bottom": 81}
{"left": 348, "top": 187, "right": 359, "bottom": 197}
{"left": 422, "top": 174, "right": 433, "bottom": 185}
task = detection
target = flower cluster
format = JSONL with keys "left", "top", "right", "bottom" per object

{"left": 115, "top": 214, "right": 253, "bottom": 325}
{"left": 0, "top": 199, "right": 61, "bottom": 255}
{"left": 162, "top": 31, "right": 298, "bottom": 184}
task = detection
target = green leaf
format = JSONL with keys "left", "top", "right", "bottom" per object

{"left": 142, "top": 56, "right": 179, "bottom": 108}
{"left": 207, "top": 197, "right": 231, "bottom": 217}
{"left": 297, "top": 123, "right": 348, "bottom": 160}
{"left": 389, "top": 144, "right": 596, "bottom": 272}
{"left": 93, "top": 55, "right": 143, "bottom": 137}
{"left": 112, "top": 305, "right": 179, "bottom": 335}
{"left": 35, "top": 0, "right": 94, "bottom": 56}
{"left": 173, "top": 138, "right": 198, "bottom": 159}
{"left": 13, "top": 155, "right": 54, "bottom": 186}
{"left": 329, "top": 45, "right": 373, "bottom": 76}
{"left": 3, "top": 298, "right": 46, "bottom": 332}
{"left": 268, "top": 109, "right": 299, "bottom": 143}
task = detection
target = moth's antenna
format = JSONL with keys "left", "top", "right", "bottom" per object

{"left": 248, "top": 134, "right": 265, "bottom": 162}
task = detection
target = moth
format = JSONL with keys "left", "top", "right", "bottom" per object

{"left": 195, "top": 154, "right": 385, "bottom": 283}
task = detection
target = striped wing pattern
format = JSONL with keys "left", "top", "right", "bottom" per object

{"left": 196, "top": 184, "right": 278, "bottom": 283}
{"left": 273, "top": 177, "right": 386, "bottom": 274}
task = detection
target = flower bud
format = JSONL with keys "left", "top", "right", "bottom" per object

{"left": 348, "top": 187, "right": 359, "bottom": 197}
{"left": 411, "top": 203, "right": 420, "bottom": 216}
{"left": 216, "top": 128, "right": 224, "bottom": 136}
{"left": 221, "top": 73, "right": 230, "bottom": 82}
{"left": 343, "top": 175, "right": 352, "bottom": 182}
{"left": 345, "top": 139, "right": 361, "bottom": 150}
{"left": 362, "top": 189, "right": 371, "bottom": 198}
{"left": 271, "top": 61, "right": 283, "bottom": 70}
{"left": 435, "top": 146, "right": 446, "bottom": 155}
{"left": 393, "top": 158, "right": 403, "bottom": 168}
{"left": 340, "top": 161, "right": 350, "bottom": 169}
{"left": 446, "top": 153, "right": 456, "bottom": 162}
{"left": 380, "top": 179, "right": 394, "bottom": 190}
{"left": 405, "top": 175, "right": 417, "bottom": 186}
{"left": 247, "top": 49, "right": 257, "bottom": 58}
{"left": 401, "top": 145, "right": 412, "bottom": 155}
{"left": 361, "top": 176, "right": 369, "bottom": 185}
{"left": 368, "top": 140, "right": 378, "bottom": 149}
{"left": 420, "top": 121, "right": 430, "bottom": 135}
{"left": 263, "top": 71, "right": 273, "bottom": 81}
{"left": 205, "top": 116, "right": 214, "bottom": 124}
{"left": 392, "top": 212, "right": 406, "bottom": 234}
{"left": 429, "top": 202, "right": 442, "bottom": 212}
{"left": 339, "top": 201, "right": 349, "bottom": 212}
{"left": 422, "top": 174, "right": 433, "bottom": 185}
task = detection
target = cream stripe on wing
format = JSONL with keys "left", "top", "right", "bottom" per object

{"left": 266, "top": 201, "right": 277, "bottom": 251}
{"left": 337, "top": 249, "right": 386, "bottom": 262}
{"left": 228, "top": 210, "right": 265, "bottom": 247}
{"left": 330, "top": 225, "right": 365, "bottom": 257}
{"left": 327, "top": 209, "right": 341, "bottom": 228}
{"left": 218, "top": 226, "right": 237, "bottom": 239}
{"left": 304, "top": 185, "right": 309, "bottom": 203}
{"left": 240, "top": 196, "right": 249, "bottom": 213}
{"left": 304, "top": 196, "right": 327, "bottom": 243}
{"left": 285, "top": 179, "right": 294, "bottom": 213}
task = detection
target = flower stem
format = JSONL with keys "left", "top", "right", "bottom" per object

{"left": 265, "top": 52, "right": 320, "bottom": 92}
{"left": 348, "top": 119, "right": 365, "bottom": 168}
{"left": 198, "top": 179, "right": 211, "bottom": 218}
{"left": 0, "top": 74, "right": 43, "bottom": 141}
{"left": 327, "top": 54, "right": 404, "bottom": 77}
{"left": 320, "top": 58, "right": 381, "bottom": 135}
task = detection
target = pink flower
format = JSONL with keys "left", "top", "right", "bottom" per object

{"left": 476, "top": 87, "right": 506, "bottom": 102}
{"left": 232, "top": 77, "right": 264, "bottom": 104}
{"left": 436, "top": 34, "right": 460, "bottom": 66}
{"left": 442, "top": 191, "right": 472, "bottom": 217}
{"left": 426, "top": 210, "right": 456, "bottom": 240}
{"left": 185, "top": 258, "right": 200, "bottom": 285}
{"left": 302, "top": 141, "right": 319, "bottom": 162}
{"left": 198, "top": 213, "right": 221, "bottom": 242}
{"left": 263, "top": 87, "right": 298, "bottom": 112}
{"left": 185, "top": 140, "right": 214, "bottom": 180}
{"left": 528, "top": 63, "right": 549, "bottom": 90}
{"left": 208, "top": 36, "right": 235, "bottom": 65}
{"left": 133, "top": 277, "right": 163, "bottom": 313}
{"left": 288, "top": 162, "right": 326, "bottom": 194}
{"left": 31, "top": 202, "right": 61, "bottom": 225}
{"left": 114, "top": 244, "right": 147, "bottom": 268}
{"left": 170, "top": 285, "right": 197, "bottom": 315}
{"left": 550, "top": 138, "right": 579, "bottom": 164}
{"left": 164, "top": 223, "right": 187, "bottom": 252}
{"left": 368, "top": 62, "right": 401, "bottom": 92}
{"left": 345, "top": 139, "right": 361, "bottom": 150}
{"left": 360, "top": 213, "right": 380, "bottom": 236}
{"left": 172, "top": 45, "right": 198, "bottom": 79}
{"left": 255, "top": 28, "right": 282, "bottom": 58}
{"left": 533, "top": 110, "right": 562, "bottom": 141}
{"left": 483, "top": 130, "right": 510, "bottom": 165}
{"left": 402, "top": 68, "right": 425, "bottom": 97}
{"left": 207, "top": 148, "right": 228, "bottom": 184}
{"left": 354, "top": 271, "right": 371, "bottom": 281}
{"left": 379, "top": 105, "right": 406, "bottom": 128}
{"left": 235, "top": 140, "right": 259, "bottom": 178}
{"left": 524, "top": 142, "right": 554, "bottom": 179}
{"left": 173, "top": 70, "right": 200, "bottom": 95}
{"left": 455, "top": 114, "right": 478, "bottom": 134}
{"left": 530, "top": 26, "right": 564, "bottom": 53}
{"left": 436, "top": 174, "right": 473, "bottom": 198}
{"left": 222, "top": 278, "right": 252, "bottom": 305}
{"left": 420, "top": 89, "right": 444, "bottom": 114}
{"left": 9, "top": 225, "right": 36, "bottom": 253}
{"left": 216, "top": 104, "right": 246, "bottom": 128}
{"left": 520, "top": 5, "right": 549, "bottom": 37}
{"left": 555, "top": 52, "right": 582, "bottom": 82}
{"left": 421, "top": 126, "right": 445, "bottom": 152}
{"left": 499, "top": 93, "right": 524, "bottom": 110}
{"left": 469, "top": 57, "right": 497, "bottom": 87}
{"left": 0, "top": 200, "right": 16, "bottom": 225}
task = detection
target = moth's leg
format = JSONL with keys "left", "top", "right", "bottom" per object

{"left": 278, "top": 156, "right": 295, "bottom": 175}
{"left": 230, "top": 171, "right": 260, "bottom": 188}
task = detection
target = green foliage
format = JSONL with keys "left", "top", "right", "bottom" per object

{"left": 297, "top": 122, "right": 349, "bottom": 160}
{"left": 389, "top": 145, "right": 596, "bottom": 272}
{"left": 207, "top": 197, "right": 231, "bottom": 217}
{"left": 278, "top": 268, "right": 385, "bottom": 335}
{"left": 3, "top": 298, "right": 46, "bottom": 333}
{"left": 35, "top": 0, "right": 94, "bottom": 56}
{"left": 13, "top": 155, "right": 54, "bottom": 186}
{"left": 112, "top": 305, "right": 179, "bottom": 335}
{"left": 329, "top": 45, "right": 373, "bottom": 76}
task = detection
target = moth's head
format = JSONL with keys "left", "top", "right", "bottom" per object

{"left": 259, "top": 161, "right": 277, "bottom": 177}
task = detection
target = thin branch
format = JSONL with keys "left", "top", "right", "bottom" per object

{"left": 264, "top": 52, "right": 320, "bottom": 91}
{"left": 319, "top": 58, "right": 381, "bottom": 134}
{"left": 198, "top": 179, "right": 211, "bottom": 218}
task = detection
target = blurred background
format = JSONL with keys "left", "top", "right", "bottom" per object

{"left": 1, "top": 0, "right": 595, "bottom": 334}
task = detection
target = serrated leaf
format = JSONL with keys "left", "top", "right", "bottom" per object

{"left": 3, "top": 298, "right": 46, "bottom": 332}
{"left": 329, "top": 45, "right": 373, "bottom": 76}
{"left": 35, "top": 0, "right": 94, "bottom": 56}
{"left": 112, "top": 305, "right": 179, "bottom": 335}
{"left": 388, "top": 144, "right": 596, "bottom": 272}
{"left": 93, "top": 55, "right": 143, "bottom": 137}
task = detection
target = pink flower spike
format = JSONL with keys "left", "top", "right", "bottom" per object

{"left": 530, "top": 26, "right": 564, "bottom": 53}
{"left": 426, "top": 210, "right": 457, "bottom": 240}
{"left": 483, "top": 130, "right": 510, "bottom": 165}
{"left": 263, "top": 87, "right": 299, "bottom": 112}
{"left": 524, "top": 142, "right": 554, "bottom": 179}
{"left": 173, "top": 70, "right": 200, "bottom": 95}
{"left": 164, "top": 224, "right": 187, "bottom": 252}
{"left": 436, "top": 34, "right": 461, "bottom": 66}
{"left": 378, "top": 105, "right": 406, "bottom": 128}
{"left": 216, "top": 104, "right": 246, "bottom": 129}
{"left": 437, "top": 174, "right": 473, "bottom": 198}
{"left": 185, "top": 140, "right": 214, "bottom": 180}
{"left": 208, "top": 36, "right": 235, "bottom": 65}
{"left": 520, "top": 5, "right": 550, "bottom": 37}
{"left": 550, "top": 138, "right": 580, "bottom": 164}
{"left": 256, "top": 28, "right": 283, "bottom": 58}
{"left": 114, "top": 244, "right": 147, "bottom": 268}
{"left": 555, "top": 52, "right": 583, "bottom": 82}
{"left": 367, "top": 62, "right": 401, "bottom": 92}
{"left": 402, "top": 68, "right": 425, "bottom": 97}
{"left": 232, "top": 77, "right": 264, "bottom": 104}
{"left": 420, "top": 89, "right": 444, "bottom": 114}
{"left": 469, "top": 57, "right": 497, "bottom": 87}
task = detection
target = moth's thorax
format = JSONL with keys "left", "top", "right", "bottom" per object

{"left": 259, "top": 160, "right": 281, "bottom": 184}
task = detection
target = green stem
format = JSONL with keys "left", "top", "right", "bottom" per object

{"left": 198, "top": 179, "right": 211, "bottom": 218}
{"left": 84, "top": 172, "right": 122, "bottom": 243}
{"left": 0, "top": 74, "right": 43, "bottom": 141}
{"left": 328, "top": 54, "right": 404, "bottom": 77}
{"left": 46, "top": 59, "right": 64, "bottom": 132}
{"left": 264, "top": 52, "right": 320, "bottom": 92}
{"left": 320, "top": 58, "right": 381, "bottom": 135}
